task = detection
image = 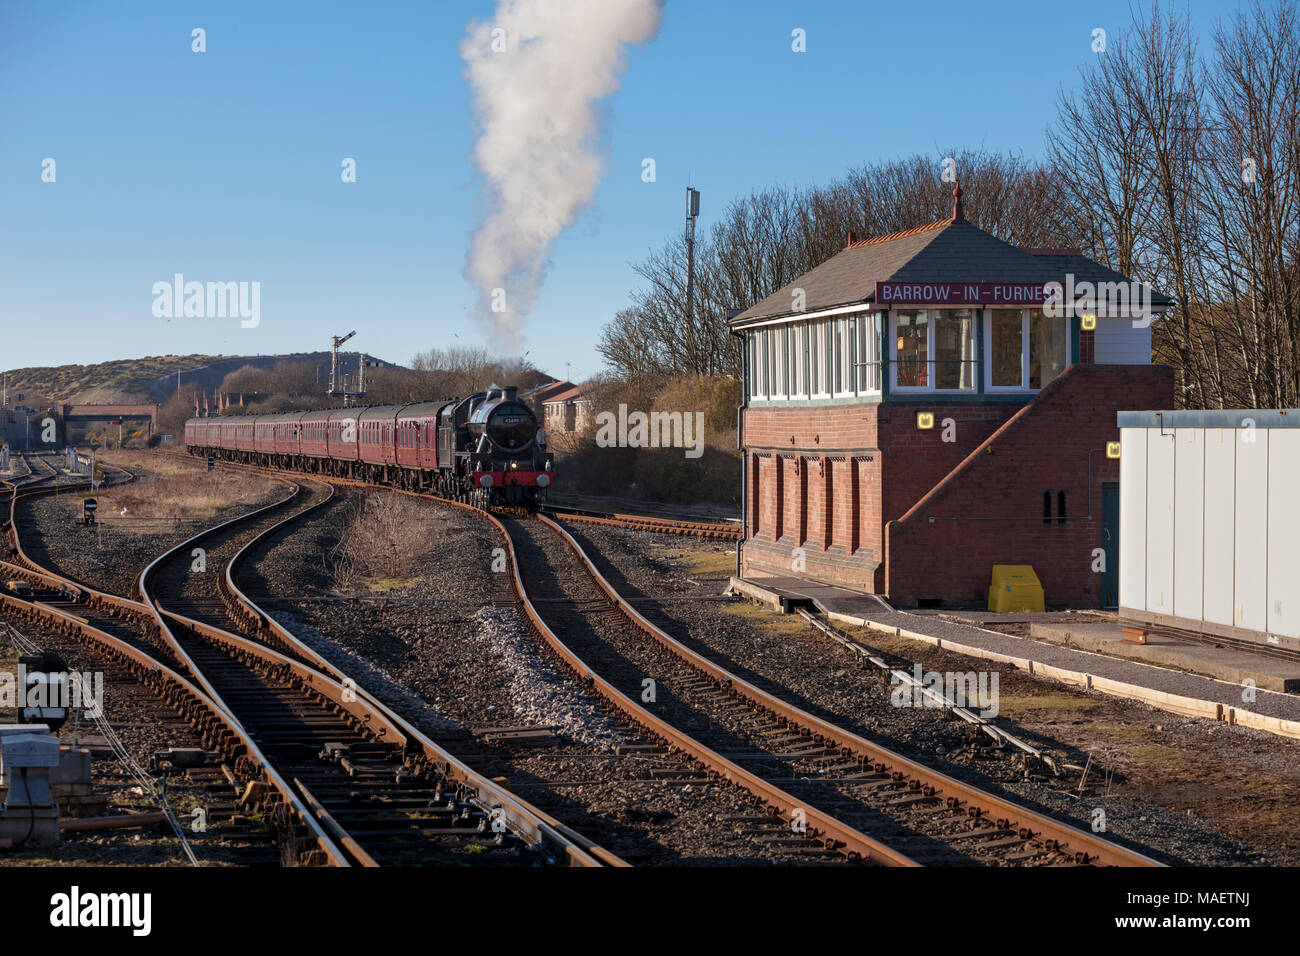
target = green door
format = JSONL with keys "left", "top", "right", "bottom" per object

{"left": 1101, "top": 482, "right": 1120, "bottom": 609}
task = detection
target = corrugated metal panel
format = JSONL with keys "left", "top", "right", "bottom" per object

{"left": 1173, "top": 428, "right": 1204, "bottom": 622}
{"left": 1119, "top": 409, "right": 1299, "bottom": 429}
{"left": 1145, "top": 430, "right": 1175, "bottom": 615}
{"left": 1234, "top": 431, "right": 1269, "bottom": 633}
{"left": 1093, "top": 317, "right": 1152, "bottom": 364}
{"left": 1119, "top": 428, "right": 1148, "bottom": 610}
{"left": 1202, "top": 427, "right": 1236, "bottom": 629}
{"left": 1267, "top": 429, "right": 1300, "bottom": 640}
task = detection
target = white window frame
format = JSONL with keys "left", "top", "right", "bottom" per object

{"left": 742, "top": 308, "right": 888, "bottom": 402}
{"left": 810, "top": 318, "right": 832, "bottom": 399}
{"left": 771, "top": 325, "right": 788, "bottom": 399}
{"left": 749, "top": 330, "right": 767, "bottom": 400}
{"left": 790, "top": 322, "right": 808, "bottom": 399}
{"left": 855, "top": 311, "right": 882, "bottom": 394}
{"left": 889, "top": 307, "right": 979, "bottom": 393}
{"left": 889, "top": 308, "right": 932, "bottom": 393}
{"left": 982, "top": 308, "right": 1072, "bottom": 392}
{"left": 833, "top": 315, "right": 855, "bottom": 398}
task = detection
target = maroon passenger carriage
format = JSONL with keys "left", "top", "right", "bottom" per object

{"left": 184, "top": 385, "right": 554, "bottom": 508}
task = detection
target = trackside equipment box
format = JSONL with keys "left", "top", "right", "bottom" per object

{"left": 988, "top": 565, "right": 1045, "bottom": 613}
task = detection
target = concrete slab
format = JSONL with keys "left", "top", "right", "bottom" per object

{"left": 1028, "top": 620, "right": 1300, "bottom": 694}
{"left": 729, "top": 576, "right": 886, "bottom": 617}
{"left": 729, "top": 576, "right": 1300, "bottom": 741}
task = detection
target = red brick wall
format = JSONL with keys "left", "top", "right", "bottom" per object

{"left": 740, "top": 364, "right": 1174, "bottom": 606}
{"left": 1080, "top": 329, "right": 1096, "bottom": 364}
{"left": 740, "top": 404, "right": 885, "bottom": 588}
{"left": 884, "top": 364, "right": 1174, "bottom": 607}
{"left": 876, "top": 406, "right": 1020, "bottom": 531}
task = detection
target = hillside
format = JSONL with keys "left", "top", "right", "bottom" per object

{"left": 2, "top": 352, "right": 400, "bottom": 406}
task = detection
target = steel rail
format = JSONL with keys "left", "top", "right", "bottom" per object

{"left": 539, "top": 512, "right": 1163, "bottom": 868}
{"left": 216, "top": 475, "right": 620, "bottom": 867}
{"left": 484, "top": 509, "right": 917, "bottom": 866}
{"left": 119, "top": 455, "right": 605, "bottom": 868}
{"left": 542, "top": 505, "right": 741, "bottom": 540}
{"left": 0, "top": 589, "right": 348, "bottom": 866}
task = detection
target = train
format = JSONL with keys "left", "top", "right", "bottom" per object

{"left": 184, "top": 385, "right": 553, "bottom": 507}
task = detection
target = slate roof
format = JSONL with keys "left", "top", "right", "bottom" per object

{"left": 542, "top": 385, "right": 590, "bottom": 406}
{"left": 729, "top": 216, "right": 1172, "bottom": 324}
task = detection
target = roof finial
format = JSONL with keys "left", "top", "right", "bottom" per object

{"left": 952, "top": 181, "right": 965, "bottom": 223}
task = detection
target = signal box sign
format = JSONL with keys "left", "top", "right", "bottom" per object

{"left": 874, "top": 281, "right": 1051, "bottom": 306}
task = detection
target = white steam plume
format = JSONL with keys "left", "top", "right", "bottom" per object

{"left": 461, "top": 0, "right": 665, "bottom": 353}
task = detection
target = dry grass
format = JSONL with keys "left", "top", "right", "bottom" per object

{"left": 678, "top": 547, "right": 736, "bottom": 577}
{"left": 96, "top": 451, "right": 282, "bottom": 520}
{"left": 331, "top": 493, "right": 435, "bottom": 589}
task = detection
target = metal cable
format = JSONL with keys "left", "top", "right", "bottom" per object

{"left": 5, "top": 624, "right": 200, "bottom": 865}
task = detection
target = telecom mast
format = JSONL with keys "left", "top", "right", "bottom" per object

{"left": 684, "top": 187, "right": 700, "bottom": 369}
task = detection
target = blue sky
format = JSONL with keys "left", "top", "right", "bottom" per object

{"left": 0, "top": 0, "right": 1238, "bottom": 384}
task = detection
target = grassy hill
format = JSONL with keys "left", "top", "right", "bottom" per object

{"left": 2, "top": 352, "right": 400, "bottom": 406}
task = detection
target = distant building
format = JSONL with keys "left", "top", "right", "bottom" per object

{"left": 543, "top": 385, "right": 595, "bottom": 435}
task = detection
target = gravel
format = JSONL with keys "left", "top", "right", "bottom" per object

{"left": 0, "top": 617, "right": 282, "bottom": 866}
{"left": 553, "top": 520, "right": 1300, "bottom": 866}
{"left": 241, "top": 486, "right": 848, "bottom": 864}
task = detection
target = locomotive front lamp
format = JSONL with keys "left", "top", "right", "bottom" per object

{"left": 916, "top": 412, "right": 935, "bottom": 430}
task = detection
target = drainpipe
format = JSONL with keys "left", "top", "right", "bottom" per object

{"left": 728, "top": 316, "right": 747, "bottom": 580}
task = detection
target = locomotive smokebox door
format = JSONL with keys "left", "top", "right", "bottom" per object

{"left": 82, "top": 497, "right": 97, "bottom": 526}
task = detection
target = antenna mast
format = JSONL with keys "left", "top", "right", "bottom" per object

{"left": 685, "top": 186, "right": 700, "bottom": 371}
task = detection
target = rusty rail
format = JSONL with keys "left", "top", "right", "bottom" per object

{"left": 170, "top": 448, "right": 1161, "bottom": 866}
{"left": 536, "top": 512, "right": 1162, "bottom": 868}
{"left": 543, "top": 505, "right": 741, "bottom": 540}
{"left": 121, "top": 464, "right": 610, "bottom": 867}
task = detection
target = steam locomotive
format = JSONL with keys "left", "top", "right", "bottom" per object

{"left": 184, "top": 385, "right": 553, "bottom": 507}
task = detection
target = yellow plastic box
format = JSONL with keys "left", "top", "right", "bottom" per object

{"left": 987, "top": 565, "right": 1045, "bottom": 613}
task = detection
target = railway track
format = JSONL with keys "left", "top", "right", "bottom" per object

{"left": 189, "top": 451, "right": 1162, "bottom": 866}
{"left": 498, "top": 513, "right": 1161, "bottom": 866}
{"left": 2, "top": 459, "right": 608, "bottom": 866}
{"left": 2, "top": 457, "right": 349, "bottom": 864}
{"left": 1, "top": 614, "right": 289, "bottom": 864}
{"left": 542, "top": 504, "right": 741, "bottom": 540}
